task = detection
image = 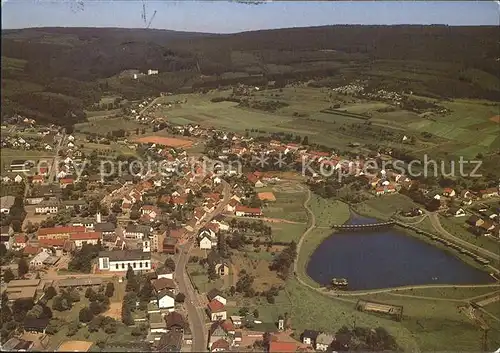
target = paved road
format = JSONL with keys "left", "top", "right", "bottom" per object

{"left": 176, "top": 180, "right": 232, "bottom": 352}
{"left": 427, "top": 212, "right": 500, "bottom": 262}
{"left": 47, "top": 130, "right": 66, "bottom": 184}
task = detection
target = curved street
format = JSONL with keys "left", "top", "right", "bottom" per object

{"left": 176, "top": 180, "right": 232, "bottom": 352}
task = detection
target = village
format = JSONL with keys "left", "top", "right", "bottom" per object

{"left": 1, "top": 87, "right": 500, "bottom": 353}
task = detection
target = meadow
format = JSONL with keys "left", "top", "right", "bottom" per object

{"left": 154, "top": 88, "right": 499, "bottom": 166}
{"left": 263, "top": 191, "right": 308, "bottom": 223}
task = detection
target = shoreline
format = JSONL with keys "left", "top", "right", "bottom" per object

{"left": 298, "top": 197, "right": 497, "bottom": 291}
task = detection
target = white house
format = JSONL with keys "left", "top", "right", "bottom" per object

{"left": 316, "top": 333, "right": 334, "bottom": 351}
{"left": 198, "top": 228, "right": 216, "bottom": 242}
{"left": 30, "top": 251, "right": 51, "bottom": 268}
{"left": 35, "top": 201, "right": 59, "bottom": 215}
{"left": 70, "top": 232, "right": 101, "bottom": 248}
{"left": 148, "top": 69, "right": 159, "bottom": 76}
{"left": 98, "top": 245, "right": 151, "bottom": 272}
{"left": 14, "top": 175, "right": 23, "bottom": 183}
{"left": 208, "top": 299, "right": 226, "bottom": 322}
{"left": 157, "top": 290, "right": 175, "bottom": 311}
{"left": 199, "top": 236, "right": 212, "bottom": 250}
{"left": 156, "top": 267, "right": 174, "bottom": 280}
{"left": 124, "top": 224, "right": 151, "bottom": 240}
{"left": 207, "top": 289, "right": 227, "bottom": 305}
{"left": 0, "top": 196, "right": 15, "bottom": 214}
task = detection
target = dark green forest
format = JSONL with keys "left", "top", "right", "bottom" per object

{"left": 2, "top": 25, "right": 499, "bottom": 126}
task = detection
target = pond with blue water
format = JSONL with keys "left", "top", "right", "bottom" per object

{"left": 306, "top": 214, "right": 495, "bottom": 290}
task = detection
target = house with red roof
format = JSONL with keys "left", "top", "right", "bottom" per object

{"left": 442, "top": 188, "right": 456, "bottom": 197}
{"left": 23, "top": 245, "right": 40, "bottom": 256}
{"left": 70, "top": 232, "right": 101, "bottom": 248}
{"left": 479, "top": 187, "right": 499, "bottom": 199}
{"left": 246, "top": 173, "right": 264, "bottom": 188}
{"left": 11, "top": 234, "right": 28, "bottom": 250}
{"left": 235, "top": 205, "right": 262, "bottom": 217}
{"left": 208, "top": 299, "right": 226, "bottom": 322}
{"left": 226, "top": 199, "right": 240, "bottom": 213}
{"left": 37, "top": 226, "right": 86, "bottom": 240}
{"left": 32, "top": 175, "right": 44, "bottom": 184}
{"left": 269, "top": 341, "right": 299, "bottom": 353}
{"left": 59, "top": 178, "right": 74, "bottom": 188}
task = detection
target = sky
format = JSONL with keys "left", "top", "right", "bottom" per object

{"left": 2, "top": 1, "right": 499, "bottom": 33}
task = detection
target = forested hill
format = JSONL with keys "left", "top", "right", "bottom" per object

{"left": 2, "top": 25, "right": 499, "bottom": 127}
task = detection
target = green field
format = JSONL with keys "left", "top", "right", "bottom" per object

{"left": 353, "top": 194, "right": 419, "bottom": 221}
{"left": 391, "top": 286, "right": 499, "bottom": 300}
{"left": 309, "top": 193, "right": 352, "bottom": 227}
{"left": 1, "top": 148, "right": 54, "bottom": 172}
{"left": 153, "top": 88, "right": 499, "bottom": 177}
{"left": 268, "top": 222, "right": 307, "bottom": 243}
{"left": 438, "top": 215, "right": 500, "bottom": 255}
{"left": 284, "top": 279, "right": 420, "bottom": 352}
{"left": 187, "top": 263, "right": 227, "bottom": 293}
{"left": 74, "top": 117, "right": 146, "bottom": 135}
{"left": 264, "top": 191, "right": 308, "bottom": 223}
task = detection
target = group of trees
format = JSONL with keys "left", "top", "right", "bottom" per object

{"left": 68, "top": 243, "right": 101, "bottom": 273}
{"left": 269, "top": 241, "right": 298, "bottom": 280}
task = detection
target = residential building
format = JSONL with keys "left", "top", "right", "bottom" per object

{"left": 316, "top": 333, "right": 334, "bottom": 351}
{"left": 208, "top": 299, "right": 227, "bottom": 321}
{"left": 199, "top": 235, "right": 213, "bottom": 250}
{"left": 165, "top": 311, "right": 186, "bottom": 332}
{"left": 157, "top": 290, "right": 175, "bottom": 311}
{"left": 94, "top": 222, "right": 116, "bottom": 236}
{"left": 35, "top": 200, "right": 59, "bottom": 215}
{"left": 207, "top": 251, "right": 229, "bottom": 276}
{"left": 156, "top": 267, "right": 174, "bottom": 280}
{"left": 235, "top": 206, "right": 262, "bottom": 217}
{"left": 37, "top": 226, "right": 86, "bottom": 240}
{"left": 162, "top": 237, "right": 178, "bottom": 254}
{"left": 157, "top": 331, "right": 182, "bottom": 352}
{"left": 29, "top": 251, "right": 51, "bottom": 268}
{"left": 0, "top": 195, "right": 16, "bottom": 214}
{"left": 98, "top": 247, "right": 151, "bottom": 272}
{"left": 71, "top": 232, "right": 101, "bottom": 248}
{"left": 301, "top": 330, "right": 319, "bottom": 346}
{"left": 23, "top": 317, "right": 49, "bottom": 334}
{"left": 207, "top": 289, "right": 227, "bottom": 305}
{"left": 124, "top": 224, "right": 151, "bottom": 239}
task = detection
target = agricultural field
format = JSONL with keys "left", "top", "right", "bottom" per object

{"left": 154, "top": 88, "right": 499, "bottom": 177}
{"left": 309, "top": 194, "right": 351, "bottom": 228}
{"left": 1, "top": 148, "right": 54, "bottom": 172}
{"left": 438, "top": 215, "right": 500, "bottom": 255}
{"left": 187, "top": 263, "right": 228, "bottom": 294}
{"left": 353, "top": 194, "right": 420, "bottom": 221}
{"left": 390, "top": 286, "right": 499, "bottom": 300}
{"left": 263, "top": 191, "right": 308, "bottom": 223}
{"left": 226, "top": 289, "right": 293, "bottom": 324}
{"left": 133, "top": 135, "right": 193, "bottom": 148}
{"left": 74, "top": 117, "right": 146, "bottom": 135}
{"left": 283, "top": 279, "right": 420, "bottom": 352}
{"left": 268, "top": 222, "right": 307, "bottom": 243}
{"left": 357, "top": 292, "right": 500, "bottom": 351}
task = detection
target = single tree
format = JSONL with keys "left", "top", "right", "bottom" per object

{"left": 164, "top": 258, "right": 176, "bottom": 272}
{"left": 175, "top": 293, "right": 186, "bottom": 303}
{"left": 105, "top": 282, "right": 115, "bottom": 297}
{"left": 79, "top": 307, "right": 94, "bottom": 323}
{"left": 18, "top": 258, "right": 29, "bottom": 277}
{"left": 45, "top": 286, "right": 57, "bottom": 300}
{"left": 3, "top": 268, "right": 15, "bottom": 283}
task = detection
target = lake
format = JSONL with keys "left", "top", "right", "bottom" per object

{"left": 306, "top": 214, "right": 495, "bottom": 290}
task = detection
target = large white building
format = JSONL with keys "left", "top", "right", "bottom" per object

{"left": 98, "top": 241, "right": 151, "bottom": 272}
